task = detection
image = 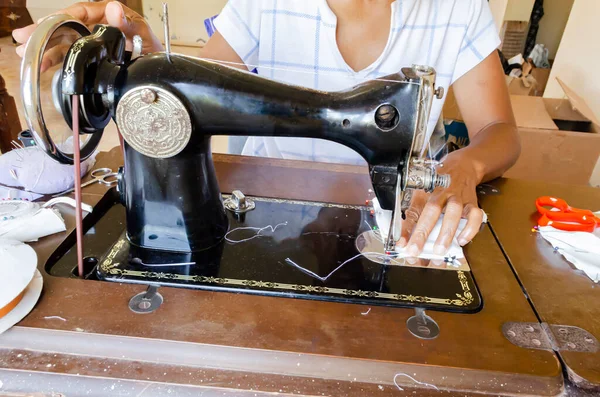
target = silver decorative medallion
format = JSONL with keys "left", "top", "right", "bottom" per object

{"left": 116, "top": 86, "right": 192, "bottom": 159}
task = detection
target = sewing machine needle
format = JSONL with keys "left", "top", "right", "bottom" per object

{"left": 385, "top": 216, "right": 396, "bottom": 253}
{"left": 385, "top": 174, "right": 404, "bottom": 253}
{"left": 162, "top": 3, "right": 171, "bottom": 61}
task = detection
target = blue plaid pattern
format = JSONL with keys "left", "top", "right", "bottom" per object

{"left": 205, "top": 14, "right": 258, "bottom": 74}
{"left": 213, "top": 0, "right": 500, "bottom": 163}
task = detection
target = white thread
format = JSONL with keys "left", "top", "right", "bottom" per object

{"left": 428, "top": 139, "right": 435, "bottom": 175}
{"left": 225, "top": 222, "right": 288, "bottom": 244}
{"left": 361, "top": 308, "right": 371, "bottom": 315}
{"left": 139, "top": 262, "right": 196, "bottom": 268}
{"left": 180, "top": 55, "right": 418, "bottom": 85}
{"left": 284, "top": 251, "right": 403, "bottom": 282}
{"left": 44, "top": 316, "right": 67, "bottom": 322}
{"left": 393, "top": 373, "right": 439, "bottom": 391}
{"left": 30, "top": 153, "right": 46, "bottom": 191}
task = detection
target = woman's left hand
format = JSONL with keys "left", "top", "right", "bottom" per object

{"left": 398, "top": 149, "right": 485, "bottom": 257}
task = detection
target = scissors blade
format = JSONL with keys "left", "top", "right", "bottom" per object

{"left": 52, "top": 179, "right": 98, "bottom": 197}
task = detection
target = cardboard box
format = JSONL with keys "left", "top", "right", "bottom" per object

{"left": 505, "top": 68, "right": 552, "bottom": 97}
{"left": 443, "top": 80, "right": 600, "bottom": 186}
{"left": 531, "top": 68, "right": 551, "bottom": 96}
{"left": 503, "top": 128, "right": 600, "bottom": 185}
{"left": 507, "top": 76, "right": 537, "bottom": 96}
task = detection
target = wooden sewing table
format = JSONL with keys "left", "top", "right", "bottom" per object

{"left": 0, "top": 148, "right": 598, "bottom": 396}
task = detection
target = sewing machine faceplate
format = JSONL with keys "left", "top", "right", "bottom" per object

{"left": 47, "top": 192, "right": 481, "bottom": 312}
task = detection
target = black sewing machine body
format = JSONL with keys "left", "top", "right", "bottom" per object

{"left": 43, "top": 24, "right": 445, "bottom": 254}
{"left": 22, "top": 20, "right": 475, "bottom": 312}
{"left": 116, "top": 53, "right": 421, "bottom": 253}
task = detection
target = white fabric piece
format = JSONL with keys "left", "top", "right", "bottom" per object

{"left": 372, "top": 197, "right": 467, "bottom": 260}
{"left": 0, "top": 208, "right": 66, "bottom": 242}
{"left": 0, "top": 201, "right": 66, "bottom": 242}
{"left": 508, "top": 53, "right": 524, "bottom": 66}
{"left": 539, "top": 226, "right": 600, "bottom": 283}
{"left": 214, "top": 0, "right": 501, "bottom": 165}
{"left": 0, "top": 198, "right": 92, "bottom": 243}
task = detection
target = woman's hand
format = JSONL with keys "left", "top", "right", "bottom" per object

{"left": 397, "top": 50, "right": 521, "bottom": 257}
{"left": 13, "top": 0, "right": 162, "bottom": 67}
{"left": 399, "top": 149, "right": 485, "bottom": 257}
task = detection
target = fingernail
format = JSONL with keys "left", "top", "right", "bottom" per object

{"left": 117, "top": 2, "right": 127, "bottom": 20}
{"left": 398, "top": 237, "right": 407, "bottom": 248}
{"left": 406, "top": 257, "right": 418, "bottom": 265}
{"left": 434, "top": 244, "right": 446, "bottom": 256}
{"left": 459, "top": 238, "right": 469, "bottom": 246}
{"left": 431, "top": 259, "right": 444, "bottom": 267}
{"left": 407, "top": 244, "right": 419, "bottom": 257}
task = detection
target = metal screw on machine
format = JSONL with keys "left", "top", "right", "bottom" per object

{"left": 406, "top": 161, "right": 451, "bottom": 193}
{"left": 407, "top": 308, "right": 440, "bottom": 340}
{"left": 224, "top": 190, "right": 256, "bottom": 214}
{"left": 434, "top": 86, "right": 444, "bottom": 99}
{"left": 140, "top": 88, "right": 157, "bottom": 104}
{"left": 375, "top": 105, "right": 399, "bottom": 130}
{"left": 129, "top": 285, "right": 163, "bottom": 314}
{"left": 131, "top": 35, "right": 143, "bottom": 60}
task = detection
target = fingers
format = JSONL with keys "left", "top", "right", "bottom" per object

{"left": 13, "top": 23, "right": 37, "bottom": 45}
{"left": 406, "top": 194, "right": 444, "bottom": 257}
{"left": 16, "top": 27, "right": 82, "bottom": 59}
{"left": 13, "top": 1, "right": 110, "bottom": 57}
{"left": 105, "top": 1, "right": 130, "bottom": 31}
{"left": 105, "top": 2, "right": 163, "bottom": 53}
{"left": 46, "top": 28, "right": 82, "bottom": 49}
{"left": 13, "top": 1, "right": 159, "bottom": 59}
{"left": 433, "top": 195, "right": 463, "bottom": 255}
{"left": 398, "top": 191, "right": 428, "bottom": 248}
{"left": 16, "top": 44, "right": 25, "bottom": 58}
{"left": 52, "top": 1, "right": 111, "bottom": 25}
{"left": 40, "top": 43, "right": 72, "bottom": 73}
{"left": 405, "top": 257, "right": 429, "bottom": 267}
{"left": 430, "top": 258, "right": 448, "bottom": 269}
{"left": 458, "top": 203, "right": 484, "bottom": 246}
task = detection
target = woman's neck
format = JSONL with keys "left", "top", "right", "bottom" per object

{"left": 326, "top": 0, "right": 396, "bottom": 72}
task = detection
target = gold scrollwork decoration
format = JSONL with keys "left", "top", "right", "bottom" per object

{"left": 100, "top": 240, "right": 477, "bottom": 308}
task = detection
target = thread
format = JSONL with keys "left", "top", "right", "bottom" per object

{"left": 284, "top": 251, "right": 403, "bottom": 282}
{"left": 393, "top": 373, "right": 439, "bottom": 391}
{"left": 225, "top": 222, "right": 288, "bottom": 244}
{"left": 179, "top": 55, "right": 418, "bottom": 85}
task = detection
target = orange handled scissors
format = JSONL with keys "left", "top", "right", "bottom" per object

{"left": 536, "top": 196, "right": 600, "bottom": 232}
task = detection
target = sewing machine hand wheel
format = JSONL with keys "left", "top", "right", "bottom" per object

{"left": 20, "top": 15, "right": 109, "bottom": 164}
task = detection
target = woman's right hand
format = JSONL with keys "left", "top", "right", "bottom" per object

{"left": 13, "top": 0, "right": 163, "bottom": 69}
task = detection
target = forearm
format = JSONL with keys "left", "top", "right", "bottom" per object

{"left": 460, "top": 121, "right": 521, "bottom": 184}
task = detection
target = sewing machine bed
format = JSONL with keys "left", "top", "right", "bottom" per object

{"left": 48, "top": 194, "right": 481, "bottom": 312}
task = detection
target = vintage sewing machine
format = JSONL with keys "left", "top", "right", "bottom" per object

{"left": 9, "top": 7, "right": 600, "bottom": 397}
{"left": 19, "top": 12, "right": 481, "bottom": 313}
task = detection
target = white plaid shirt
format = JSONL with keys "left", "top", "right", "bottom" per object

{"left": 214, "top": 0, "right": 500, "bottom": 165}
